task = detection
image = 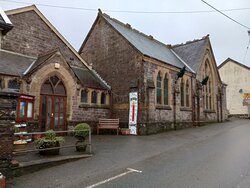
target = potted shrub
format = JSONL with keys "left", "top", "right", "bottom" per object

{"left": 74, "top": 123, "right": 90, "bottom": 152}
{"left": 35, "top": 130, "right": 64, "bottom": 155}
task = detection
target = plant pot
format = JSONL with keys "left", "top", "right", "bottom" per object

{"left": 13, "top": 140, "right": 27, "bottom": 151}
{"left": 121, "top": 129, "right": 130, "bottom": 135}
{"left": 75, "top": 141, "right": 87, "bottom": 152}
{"left": 13, "top": 143, "right": 27, "bottom": 151}
{"left": 39, "top": 141, "right": 60, "bottom": 155}
{"left": 32, "top": 134, "right": 41, "bottom": 141}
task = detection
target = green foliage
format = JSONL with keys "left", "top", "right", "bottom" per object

{"left": 35, "top": 130, "right": 64, "bottom": 149}
{"left": 74, "top": 123, "right": 90, "bottom": 141}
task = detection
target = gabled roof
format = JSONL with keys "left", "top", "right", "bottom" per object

{"left": 24, "top": 49, "right": 59, "bottom": 75}
{"left": 0, "top": 48, "right": 110, "bottom": 90}
{"left": 5, "top": 5, "right": 110, "bottom": 90}
{"left": 218, "top": 57, "right": 250, "bottom": 71}
{"left": 0, "top": 49, "right": 36, "bottom": 76}
{"left": 98, "top": 12, "right": 194, "bottom": 73}
{"left": 6, "top": 5, "right": 89, "bottom": 69}
{"left": 0, "top": 7, "right": 13, "bottom": 35}
{"left": 172, "top": 36, "right": 208, "bottom": 73}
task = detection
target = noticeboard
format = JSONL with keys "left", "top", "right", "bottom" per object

{"left": 129, "top": 92, "right": 138, "bottom": 135}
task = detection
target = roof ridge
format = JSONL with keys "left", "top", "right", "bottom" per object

{"left": 218, "top": 57, "right": 250, "bottom": 70}
{"left": 101, "top": 12, "right": 170, "bottom": 48}
{"left": 172, "top": 34, "right": 209, "bottom": 48}
{"left": 0, "top": 49, "right": 36, "bottom": 59}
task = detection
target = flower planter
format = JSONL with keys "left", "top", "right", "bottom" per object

{"left": 39, "top": 141, "right": 60, "bottom": 155}
{"left": 121, "top": 129, "right": 130, "bottom": 135}
{"left": 13, "top": 140, "right": 27, "bottom": 151}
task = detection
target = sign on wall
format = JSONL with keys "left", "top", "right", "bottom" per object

{"left": 243, "top": 93, "right": 250, "bottom": 106}
{"left": 129, "top": 92, "right": 138, "bottom": 135}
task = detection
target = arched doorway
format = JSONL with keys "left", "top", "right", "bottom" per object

{"left": 40, "top": 75, "right": 67, "bottom": 131}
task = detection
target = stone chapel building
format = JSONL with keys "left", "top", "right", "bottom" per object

{"left": 79, "top": 11, "right": 227, "bottom": 134}
{"left": 0, "top": 6, "right": 111, "bottom": 131}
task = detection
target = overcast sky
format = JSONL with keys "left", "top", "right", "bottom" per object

{"left": 1, "top": 0, "right": 250, "bottom": 67}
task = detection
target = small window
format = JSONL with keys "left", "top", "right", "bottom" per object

{"left": 91, "top": 91, "right": 97, "bottom": 104}
{"left": 81, "top": 90, "right": 88, "bottom": 103}
{"left": 101, "top": 92, "right": 106, "bottom": 104}
{"left": 8, "top": 79, "right": 20, "bottom": 90}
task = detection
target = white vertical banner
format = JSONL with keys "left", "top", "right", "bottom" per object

{"left": 129, "top": 92, "right": 138, "bottom": 135}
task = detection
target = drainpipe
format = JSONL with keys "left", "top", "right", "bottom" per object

{"left": 173, "top": 77, "right": 178, "bottom": 130}
{"left": 220, "top": 87, "right": 223, "bottom": 122}
{"left": 191, "top": 76, "right": 195, "bottom": 126}
{"left": 109, "top": 90, "right": 113, "bottom": 118}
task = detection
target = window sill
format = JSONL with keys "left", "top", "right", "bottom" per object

{"left": 79, "top": 104, "right": 110, "bottom": 109}
{"left": 156, "top": 105, "right": 172, "bottom": 110}
{"left": 203, "top": 109, "right": 216, "bottom": 113}
{"left": 180, "top": 107, "right": 192, "bottom": 112}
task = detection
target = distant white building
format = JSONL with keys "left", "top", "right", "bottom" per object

{"left": 218, "top": 58, "right": 250, "bottom": 116}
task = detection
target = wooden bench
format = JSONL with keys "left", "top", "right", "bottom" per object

{"left": 97, "top": 118, "right": 119, "bottom": 135}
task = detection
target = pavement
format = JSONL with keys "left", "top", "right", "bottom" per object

{"left": 7, "top": 118, "right": 248, "bottom": 188}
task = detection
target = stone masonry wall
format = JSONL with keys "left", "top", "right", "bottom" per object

{"left": 0, "top": 120, "right": 14, "bottom": 176}
{"left": 80, "top": 17, "right": 144, "bottom": 123}
{"left": 3, "top": 11, "right": 84, "bottom": 67}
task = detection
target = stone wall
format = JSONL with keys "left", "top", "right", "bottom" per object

{"left": 3, "top": 10, "right": 83, "bottom": 67}
{"left": 80, "top": 16, "right": 144, "bottom": 123}
{"left": 0, "top": 121, "right": 13, "bottom": 172}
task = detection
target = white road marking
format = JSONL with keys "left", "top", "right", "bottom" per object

{"left": 86, "top": 168, "right": 142, "bottom": 188}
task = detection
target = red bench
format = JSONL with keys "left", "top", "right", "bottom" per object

{"left": 97, "top": 118, "right": 119, "bottom": 135}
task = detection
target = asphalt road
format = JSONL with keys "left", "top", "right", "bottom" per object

{"left": 8, "top": 118, "right": 250, "bottom": 188}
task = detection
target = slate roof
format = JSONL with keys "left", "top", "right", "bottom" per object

{"left": 26, "top": 49, "right": 110, "bottom": 90}
{"left": 0, "top": 7, "right": 13, "bottom": 34}
{"left": 0, "top": 15, "right": 4, "bottom": 22}
{"left": 0, "top": 49, "right": 36, "bottom": 76}
{"left": 25, "top": 49, "right": 58, "bottom": 75}
{"left": 71, "top": 66, "right": 110, "bottom": 90}
{"left": 172, "top": 37, "right": 207, "bottom": 73}
{"left": 101, "top": 13, "right": 193, "bottom": 72}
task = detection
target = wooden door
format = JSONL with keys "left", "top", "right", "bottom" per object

{"left": 40, "top": 75, "right": 67, "bottom": 131}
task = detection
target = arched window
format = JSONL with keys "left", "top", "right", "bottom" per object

{"left": 8, "top": 79, "right": 20, "bottom": 90}
{"left": 41, "top": 75, "right": 66, "bottom": 96}
{"left": 91, "top": 91, "right": 97, "bottom": 104}
{"left": 180, "top": 78, "right": 185, "bottom": 106}
{"left": 185, "top": 80, "right": 190, "bottom": 107}
{"left": 101, "top": 92, "right": 106, "bottom": 104}
{"left": 81, "top": 90, "right": 88, "bottom": 103}
{"left": 203, "top": 60, "right": 213, "bottom": 110}
{"left": 156, "top": 72, "right": 162, "bottom": 104}
{"left": 163, "top": 73, "right": 169, "bottom": 105}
